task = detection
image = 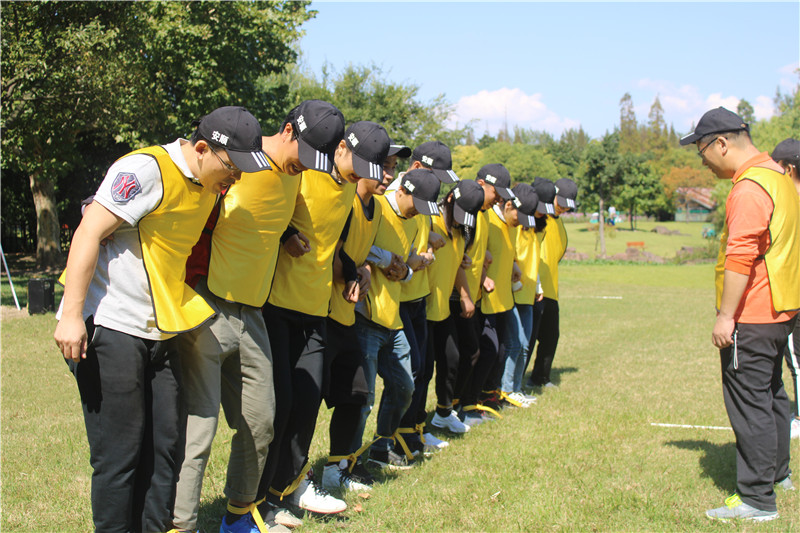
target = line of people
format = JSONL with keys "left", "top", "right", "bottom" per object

{"left": 54, "top": 100, "right": 580, "bottom": 533}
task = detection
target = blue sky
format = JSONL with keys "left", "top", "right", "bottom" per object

{"left": 298, "top": 1, "right": 799, "bottom": 139}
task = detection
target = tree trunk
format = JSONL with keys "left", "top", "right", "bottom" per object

{"left": 29, "top": 169, "right": 62, "bottom": 270}
{"left": 598, "top": 196, "right": 606, "bottom": 257}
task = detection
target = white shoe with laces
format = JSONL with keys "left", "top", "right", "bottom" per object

{"left": 422, "top": 432, "right": 449, "bottom": 454}
{"left": 431, "top": 410, "right": 470, "bottom": 433}
{"left": 296, "top": 473, "right": 347, "bottom": 514}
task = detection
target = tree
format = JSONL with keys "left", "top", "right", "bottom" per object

{"left": 578, "top": 133, "right": 624, "bottom": 255}
{"left": 614, "top": 156, "right": 662, "bottom": 230}
{"left": 737, "top": 98, "right": 755, "bottom": 125}
{"left": 751, "top": 72, "right": 799, "bottom": 152}
{"left": 619, "top": 92, "right": 639, "bottom": 153}
{"left": 646, "top": 95, "right": 668, "bottom": 154}
{"left": 1, "top": 1, "right": 313, "bottom": 268}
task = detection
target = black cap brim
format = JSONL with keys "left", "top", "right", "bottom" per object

{"left": 431, "top": 168, "right": 460, "bottom": 184}
{"left": 679, "top": 132, "right": 701, "bottom": 146}
{"left": 351, "top": 153, "right": 383, "bottom": 181}
{"left": 388, "top": 144, "right": 412, "bottom": 158}
{"left": 412, "top": 196, "right": 440, "bottom": 216}
{"left": 537, "top": 201, "right": 555, "bottom": 216}
{"left": 228, "top": 149, "right": 271, "bottom": 173}
{"left": 297, "top": 136, "right": 335, "bottom": 174}
{"left": 518, "top": 212, "right": 536, "bottom": 228}
{"left": 496, "top": 187, "right": 515, "bottom": 201}
{"left": 453, "top": 202, "right": 477, "bottom": 228}
{"left": 556, "top": 195, "right": 577, "bottom": 210}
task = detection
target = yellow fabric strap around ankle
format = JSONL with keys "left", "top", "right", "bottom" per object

{"left": 499, "top": 391, "right": 523, "bottom": 407}
{"left": 329, "top": 435, "right": 380, "bottom": 473}
{"left": 452, "top": 398, "right": 460, "bottom": 407}
{"left": 725, "top": 494, "right": 743, "bottom": 508}
{"left": 225, "top": 501, "right": 268, "bottom": 533}
{"left": 394, "top": 428, "right": 416, "bottom": 460}
{"left": 462, "top": 403, "right": 503, "bottom": 419}
{"left": 268, "top": 462, "right": 312, "bottom": 501}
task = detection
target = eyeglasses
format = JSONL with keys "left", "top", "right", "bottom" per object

{"left": 209, "top": 146, "right": 241, "bottom": 174}
{"left": 697, "top": 137, "right": 719, "bottom": 158}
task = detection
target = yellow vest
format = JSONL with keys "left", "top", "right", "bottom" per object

{"left": 482, "top": 207, "right": 515, "bottom": 314}
{"left": 715, "top": 167, "right": 800, "bottom": 313}
{"left": 401, "top": 215, "right": 432, "bottom": 302}
{"left": 208, "top": 157, "right": 301, "bottom": 307}
{"left": 133, "top": 146, "right": 216, "bottom": 333}
{"left": 513, "top": 225, "right": 542, "bottom": 305}
{"left": 425, "top": 215, "right": 466, "bottom": 322}
{"left": 329, "top": 193, "right": 382, "bottom": 326}
{"left": 269, "top": 170, "right": 357, "bottom": 317}
{"left": 465, "top": 210, "right": 490, "bottom": 304}
{"left": 539, "top": 216, "right": 567, "bottom": 301}
{"left": 365, "top": 195, "right": 417, "bottom": 329}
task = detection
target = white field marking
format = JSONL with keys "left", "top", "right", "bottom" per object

{"left": 569, "top": 296, "right": 623, "bottom": 300}
{"left": 651, "top": 423, "right": 732, "bottom": 431}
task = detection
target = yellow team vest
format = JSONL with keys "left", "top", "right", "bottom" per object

{"left": 132, "top": 146, "right": 216, "bottom": 333}
{"left": 513, "top": 225, "right": 542, "bottom": 306}
{"left": 539, "top": 216, "right": 567, "bottom": 301}
{"left": 714, "top": 166, "right": 800, "bottom": 313}
{"left": 400, "top": 215, "right": 432, "bottom": 302}
{"left": 425, "top": 215, "right": 466, "bottom": 322}
{"left": 208, "top": 156, "right": 301, "bottom": 307}
{"left": 329, "top": 193, "right": 383, "bottom": 326}
{"left": 269, "top": 170, "right": 357, "bottom": 317}
{"left": 481, "top": 207, "right": 515, "bottom": 314}
{"left": 366, "top": 194, "right": 417, "bottom": 329}
{"left": 465, "top": 210, "right": 490, "bottom": 305}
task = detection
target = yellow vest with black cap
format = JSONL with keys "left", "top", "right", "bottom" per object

{"left": 513, "top": 225, "right": 542, "bottom": 306}
{"left": 482, "top": 206, "right": 515, "bottom": 314}
{"left": 714, "top": 167, "right": 800, "bottom": 313}
{"left": 132, "top": 146, "right": 217, "bottom": 333}
{"left": 539, "top": 216, "right": 567, "bottom": 301}
{"left": 329, "top": 193, "right": 383, "bottom": 326}
{"left": 400, "top": 215, "right": 432, "bottom": 302}
{"left": 365, "top": 194, "right": 417, "bottom": 330}
{"left": 269, "top": 170, "right": 357, "bottom": 317}
{"left": 465, "top": 210, "right": 490, "bottom": 305}
{"left": 425, "top": 214, "right": 466, "bottom": 322}
{"left": 208, "top": 155, "right": 301, "bottom": 307}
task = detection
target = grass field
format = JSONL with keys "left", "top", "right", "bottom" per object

{"left": 2, "top": 263, "right": 798, "bottom": 532}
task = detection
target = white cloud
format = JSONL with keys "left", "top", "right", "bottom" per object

{"left": 753, "top": 95, "right": 775, "bottom": 121}
{"left": 450, "top": 88, "right": 580, "bottom": 137}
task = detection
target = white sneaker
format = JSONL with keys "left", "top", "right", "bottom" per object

{"left": 544, "top": 382, "right": 558, "bottom": 389}
{"left": 422, "top": 432, "right": 449, "bottom": 454}
{"left": 431, "top": 410, "right": 470, "bottom": 433}
{"left": 296, "top": 475, "right": 347, "bottom": 514}
{"left": 322, "top": 460, "right": 372, "bottom": 493}
{"left": 508, "top": 392, "right": 532, "bottom": 408}
{"left": 791, "top": 418, "right": 800, "bottom": 439}
{"left": 462, "top": 411, "right": 487, "bottom": 427}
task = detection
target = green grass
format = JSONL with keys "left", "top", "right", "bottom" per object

{"left": 564, "top": 220, "right": 715, "bottom": 260}
{"left": 2, "top": 263, "right": 798, "bottom": 532}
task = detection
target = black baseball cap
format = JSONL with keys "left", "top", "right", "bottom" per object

{"left": 388, "top": 144, "right": 412, "bottom": 158}
{"left": 533, "top": 177, "right": 556, "bottom": 215}
{"left": 193, "top": 106, "right": 270, "bottom": 173}
{"left": 511, "top": 183, "right": 539, "bottom": 228}
{"left": 478, "top": 163, "right": 514, "bottom": 200}
{"left": 345, "top": 121, "right": 390, "bottom": 181}
{"left": 412, "top": 141, "right": 460, "bottom": 183}
{"left": 294, "top": 100, "right": 345, "bottom": 174}
{"left": 554, "top": 178, "right": 578, "bottom": 210}
{"left": 771, "top": 138, "right": 800, "bottom": 167}
{"left": 400, "top": 168, "right": 441, "bottom": 216}
{"left": 451, "top": 180, "right": 484, "bottom": 228}
{"left": 679, "top": 107, "right": 749, "bottom": 146}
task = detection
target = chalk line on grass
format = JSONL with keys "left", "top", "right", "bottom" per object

{"left": 651, "top": 422, "right": 732, "bottom": 431}
{"left": 571, "top": 296, "right": 624, "bottom": 300}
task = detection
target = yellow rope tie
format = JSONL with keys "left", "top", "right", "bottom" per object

{"left": 330, "top": 435, "right": 380, "bottom": 472}
{"left": 435, "top": 403, "right": 452, "bottom": 410}
{"left": 225, "top": 501, "right": 268, "bottom": 533}
{"left": 394, "top": 429, "right": 415, "bottom": 460}
{"left": 268, "top": 462, "right": 312, "bottom": 501}
{"left": 499, "top": 391, "right": 523, "bottom": 407}
{"left": 452, "top": 398, "right": 460, "bottom": 407}
{"left": 416, "top": 422, "right": 426, "bottom": 443}
{"left": 462, "top": 403, "right": 503, "bottom": 419}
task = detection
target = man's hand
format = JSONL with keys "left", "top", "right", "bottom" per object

{"left": 54, "top": 315, "right": 88, "bottom": 362}
{"left": 712, "top": 314, "right": 735, "bottom": 349}
{"left": 343, "top": 280, "right": 360, "bottom": 303}
{"left": 283, "top": 232, "right": 311, "bottom": 257}
{"left": 382, "top": 253, "right": 408, "bottom": 281}
{"left": 460, "top": 295, "right": 475, "bottom": 318}
{"left": 409, "top": 251, "right": 434, "bottom": 272}
{"left": 460, "top": 254, "right": 473, "bottom": 270}
{"left": 357, "top": 265, "right": 371, "bottom": 300}
{"left": 428, "top": 231, "right": 446, "bottom": 250}
{"left": 483, "top": 276, "right": 495, "bottom": 293}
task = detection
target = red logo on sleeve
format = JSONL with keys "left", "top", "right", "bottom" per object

{"left": 110, "top": 172, "right": 142, "bottom": 203}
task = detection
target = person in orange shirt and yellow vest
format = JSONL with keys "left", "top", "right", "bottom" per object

{"left": 54, "top": 107, "right": 267, "bottom": 533}
{"left": 771, "top": 137, "right": 800, "bottom": 440}
{"left": 680, "top": 108, "right": 799, "bottom": 522}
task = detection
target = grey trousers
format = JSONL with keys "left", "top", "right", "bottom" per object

{"left": 172, "top": 279, "right": 276, "bottom": 529}
{"left": 720, "top": 317, "right": 795, "bottom": 512}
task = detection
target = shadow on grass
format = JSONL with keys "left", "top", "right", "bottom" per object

{"left": 550, "top": 366, "right": 579, "bottom": 385}
{"left": 667, "top": 439, "right": 736, "bottom": 492}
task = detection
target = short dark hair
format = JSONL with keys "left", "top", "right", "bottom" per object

{"left": 280, "top": 106, "right": 299, "bottom": 140}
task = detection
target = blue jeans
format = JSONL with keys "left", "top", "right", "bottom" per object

{"left": 499, "top": 308, "right": 524, "bottom": 393}
{"left": 351, "top": 314, "right": 414, "bottom": 453}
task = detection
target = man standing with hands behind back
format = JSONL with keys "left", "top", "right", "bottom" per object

{"left": 681, "top": 107, "right": 799, "bottom": 522}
